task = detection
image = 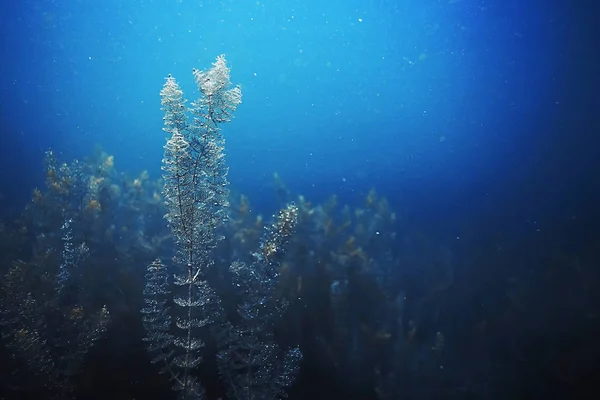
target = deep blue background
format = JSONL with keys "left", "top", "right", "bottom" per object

{"left": 1, "top": 0, "right": 600, "bottom": 398}
{"left": 0, "top": 0, "right": 598, "bottom": 238}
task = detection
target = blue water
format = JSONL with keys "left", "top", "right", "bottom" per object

{"left": 1, "top": 0, "right": 599, "bottom": 398}
{"left": 2, "top": 0, "right": 575, "bottom": 214}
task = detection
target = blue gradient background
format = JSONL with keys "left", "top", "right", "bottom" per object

{"left": 2, "top": 0, "right": 600, "bottom": 398}
{"left": 0, "top": 0, "right": 596, "bottom": 232}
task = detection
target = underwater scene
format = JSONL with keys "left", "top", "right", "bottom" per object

{"left": 0, "top": 0, "right": 598, "bottom": 399}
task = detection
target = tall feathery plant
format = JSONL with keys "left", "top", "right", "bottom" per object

{"left": 141, "top": 55, "right": 241, "bottom": 399}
